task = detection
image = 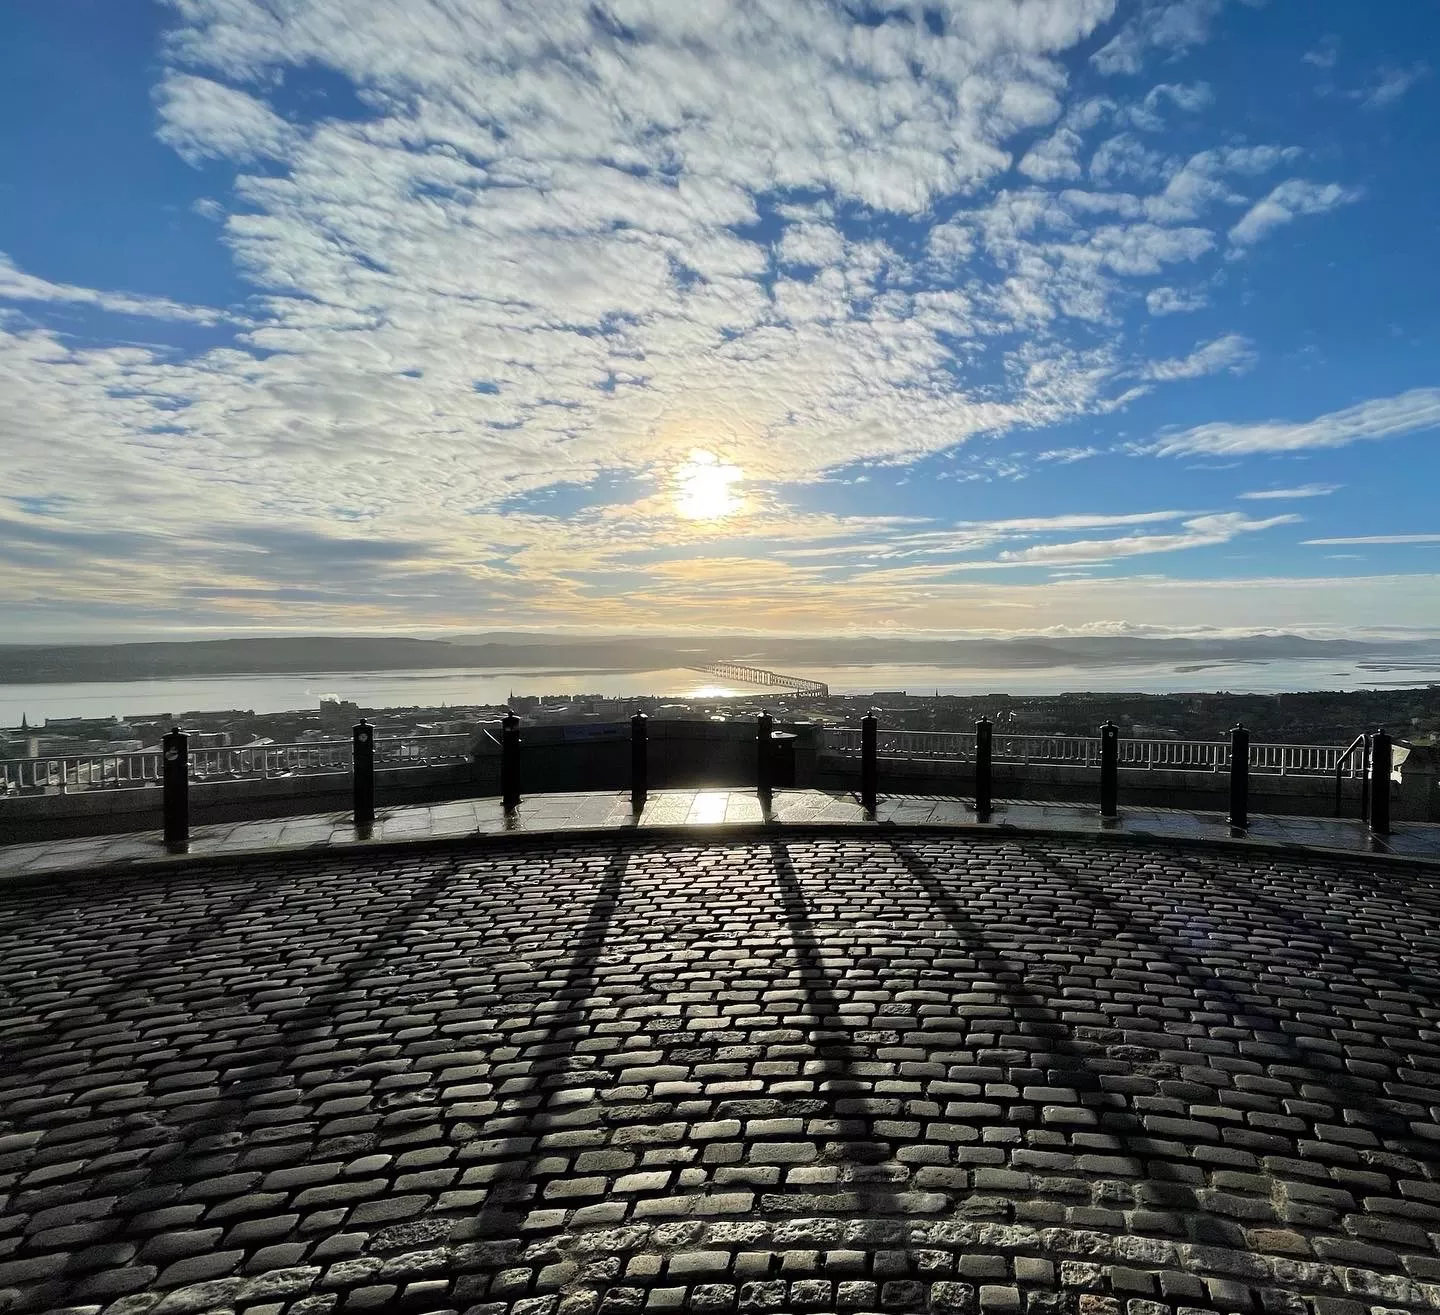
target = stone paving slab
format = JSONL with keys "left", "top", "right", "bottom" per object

{"left": 1, "top": 830, "right": 1440, "bottom": 1315}
{"left": 2, "top": 790, "right": 1438, "bottom": 883}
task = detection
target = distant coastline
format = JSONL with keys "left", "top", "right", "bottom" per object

{"left": 4, "top": 631, "right": 1439, "bottom": 685}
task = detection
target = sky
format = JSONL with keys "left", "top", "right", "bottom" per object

{"left": 1, "top": 0, "right": 1438, "bottom": 643}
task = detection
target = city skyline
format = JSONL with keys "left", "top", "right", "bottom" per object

{"left": 2, "top": 1, "right": 1438, "bottom": 641}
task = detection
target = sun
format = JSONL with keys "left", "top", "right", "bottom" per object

{"left": 674, "top": 449, "right": 743, "bottom": 520}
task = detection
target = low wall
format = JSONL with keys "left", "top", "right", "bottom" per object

{"left": 3, "top": 726, "right": 1434, "bottom": 843}
{"left": 816, "top": 751, "right": 1438, "bottom": 821}
{"left": 488, "top": 719, "right": 818, "bottom": 794}
{"left": 0, "top": 762, "right": 494, "bottom": 842}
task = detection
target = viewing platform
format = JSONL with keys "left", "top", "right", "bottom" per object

{"left": 3, "top": 716, "right": 1439, "bottom": 1315}
{"left": 0, "top": 801, "right": 1438, "bottom": 1315}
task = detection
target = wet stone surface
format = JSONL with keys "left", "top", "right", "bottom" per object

{"left": 0, "top": 831, "right": 1438, "bottom": 1315}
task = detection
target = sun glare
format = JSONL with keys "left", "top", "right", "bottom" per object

{"left": 674, "top": 449, "right": 743, "bottom": 520}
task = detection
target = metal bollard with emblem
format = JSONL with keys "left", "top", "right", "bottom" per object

{"left": 501, "top": 710, "right": 522, "bottom": 813}
{"left": 1099, "top": 720, "right": 1119, "bottom": 821}
{"left": 975, "top": 717, "right": 993, "bottom": 822}
{"left": 353, "top": 719, "right": 375, "bottom": 828}
{"left": 1228, "top": 723, "right": 1250, "bottom": 831}
{"left": 757, "top": 711, "right": 774, "bottom": 805}
{"left": 860, "top": 711, "right": 878, "bottom": 813}
{"left": 631, "top": 711, "right": 648, "bottom": 813}
{"left": 162, "top": 726, "right": 189, "bottom": 852}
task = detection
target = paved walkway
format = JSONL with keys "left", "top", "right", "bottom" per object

{"left": 1, "top": 830, "right": 1438, "bottom": 1315}
{"left": 2, "top": 789, "right": 1438, "bottom": 881}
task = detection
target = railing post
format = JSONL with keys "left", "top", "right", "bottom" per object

{"left": 756, "top": 710, "right": 773, "bottom": 805}
{"left": 162, "top": 726, "right": 189, "bottom": 853}
{"left": 1370, "top": 728, "right": 1392, "bottom": 836}
{"left": 1228, "top": 723, "right": 1249, "bottom": 831}
{"left": 974, "top": 717, "right": 993, "bottom": 821}
{"left": 631, "top": 711, "right": 648, "bottom": 813}
{"left": 860, "top": 710, "right": 878, "bottom": 813}
{"left": 353, "top": 719, "right": 374, "bottom": 829}
{"left": 1099, "top": 720, "right": 1118, "bottom": 820}
{"left": 501, "top": 710, "right": 521, "bottom": 813}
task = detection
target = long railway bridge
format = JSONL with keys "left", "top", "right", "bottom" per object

{"left": 689, "top": 659, "right": 829, "bottom": 698}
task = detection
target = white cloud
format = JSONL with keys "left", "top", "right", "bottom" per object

{"left": 1228, "top": 179, "right": 1362, "bottom": 246}
{"left": 1304, "top": 534, "right": 1440, "bottom": 546}
{"left": 1238, "top": 484, "right": 1341, "bottom": 500}
{"left": 155, "top": 73, "right": 297, "bottom": 165}
{"left": 0, "top": 252, "right": 227, "bottom": 324}
{"left": 1092, "top": 0, "right": 1224, "bottom": 77}
{"left": 962, "top": 510, "right": 1189, "bottom": 533}
{"left": 1089, "top": 222, "right": 1213, "bottom": 274}
{"left": 1146, "top": 285, "right": 1207, "bottom": 315}
{"left": 1150, "top": 388, "right": 1440, "bottom": 457}
{"left": 1144, "top": 145, "right": 1300, "bottom": 223}
{"left": 1019, "top": 128, "right": 1086, "bottom": 182}
{"left": 1357, "top": 64, "right": 1428, "bottom": 110}
{"left": 1142, "top": 332, "right": 1252, "bottom": 380}
{"left": 1129, "top": 80, "right": 1213, "bottom": 129}
{"left": 997, "top": 511, "right": 1298, "bottom": 564}
{"left": 9, "top": 0, "right": 1407, "bottom": 636}
{"left": 1089, "top": 132, "right": 1168, "bottom": 185}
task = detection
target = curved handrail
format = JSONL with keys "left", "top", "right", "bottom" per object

{"left": 1334, "top": 733, "right": 1369, "bottom": 819}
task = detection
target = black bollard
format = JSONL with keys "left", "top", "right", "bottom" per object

{"left": 1228, "top": 722, "right": 1250, "bottom": 831}
{"left": 501, "top": 710, "right": 521, "bottom": 813}
{"left": 631, "top": 711, "right": 648, "bottom": 813}
{"left": 162, "top": 726, "right": 189, "bottom": 853}
{"left": 757, "top": 711, "right": 774, "bottom": 805}
{"left": 353, "top": 719, "right": 375, "bottom": 828}
{"left": 1099, "top": 720, "right": 1119, "bottom": 820}
{"left": 1370, "top": 727, "right": 1392, "bottom": 836}
{"left": 975, "top": 717, "right": 993, "bottom": 821}
{"left": 860, "top": 710, "right": 878, "bottom": 813}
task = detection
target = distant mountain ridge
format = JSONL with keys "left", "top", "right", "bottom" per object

{"left": 0, "top": 632, "right": 1436, "bottom": 684}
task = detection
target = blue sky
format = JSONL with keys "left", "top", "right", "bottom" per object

{"left": 1, "top": 0, "right": 1437, "bottom": 640}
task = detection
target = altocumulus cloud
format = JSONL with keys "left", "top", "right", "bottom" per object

{"left": 1150, "top": 388, "right": 1440, "bottom": 457}
{"left": 0, "top": 0, "right": 1400, "bottom": 634}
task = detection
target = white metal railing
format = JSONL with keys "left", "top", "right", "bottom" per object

{"left": 189, "top": 740, "right": 351, "bottom": 780}
{"left": 1118, "top": 738, "right": 1228, "bottom": 772}
{"left": 374, "top": 733, "right": 474, "bottom": 766}
{"left": 0, "top": 751, "right": 164, "bottom": 793}
{"left": 816, "top": 728, "right": 1365, "bottom": 779}
{"left": 0, "top": 732, "right": 475, "bottom": 796}
{"left": 993, "top": 733, "right": 1102, "bottom": 766}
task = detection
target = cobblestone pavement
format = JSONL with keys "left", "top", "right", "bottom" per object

{"left": 1, "top": 831, "right": 1438, "bottom": 1315}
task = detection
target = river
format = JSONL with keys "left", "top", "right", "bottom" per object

{"left": 3, "top": 655, "right": 1440, "bottom": 724}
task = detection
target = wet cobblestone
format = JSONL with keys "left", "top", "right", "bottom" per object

{"left": 0, "top": 831, "right": 1437, "bottom": 1315}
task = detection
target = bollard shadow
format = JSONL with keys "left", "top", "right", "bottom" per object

{"left": 1165, "top": 849, "right": 1440, "bottom": 1006}
{"left": 768, "top": 839, "right": 908, "bottom": 1217}
{"left": 459, "top": 843, "right": 628, "bottom": 1240}
{"left": 9, "top": 856, "right": 458, "bottom": 1309}
{"left": 6, "top": 840, "right": 636, "bottom": 1310}
{"left": 0, "top": 875, "right": 268, "bottom": 1069}
{"left": 884, "top": 838, "right": 1145, "bottom": 1144}
{"left": 1024, "top": 845, "right": 1440, "bottom": 1163}
{"left": 883, "top": 837, "right": 1276, "bottom": 1251}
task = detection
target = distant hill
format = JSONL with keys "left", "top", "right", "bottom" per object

{"left": 0, "top": 632, "right": 1436, "bottom": 684}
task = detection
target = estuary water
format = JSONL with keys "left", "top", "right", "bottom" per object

{"left": 3, "top": 654, "right": 1439, "bottom": 725}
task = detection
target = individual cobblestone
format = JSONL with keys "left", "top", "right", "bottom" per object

{"left": 0, "top": 831, "right": 1437, "bottom": 1315}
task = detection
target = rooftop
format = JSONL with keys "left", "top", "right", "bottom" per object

{"left": 0, "top": 802, "right": 1438, "bottom": 1315}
